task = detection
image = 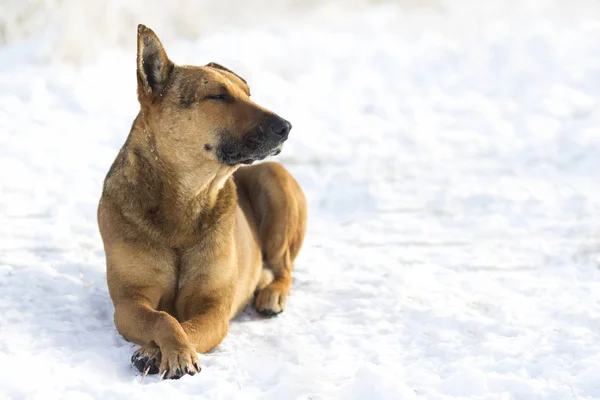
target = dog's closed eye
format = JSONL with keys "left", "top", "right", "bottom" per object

{"left": 205, "top": 93, "right": 231, "bottom": 101}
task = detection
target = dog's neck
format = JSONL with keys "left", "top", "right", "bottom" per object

{"left": 177, "top": 163, "right": 237, "bottom": 209}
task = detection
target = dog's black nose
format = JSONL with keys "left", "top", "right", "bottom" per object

{"left": 268, "top": 117, "right": 292, "bottom": 139}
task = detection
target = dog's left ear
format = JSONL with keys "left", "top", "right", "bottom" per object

{"left": 206, "top": 62, "right": 247, "bottom": 85}
{"left": 137, "top": 24, "right": 174, "bottom": 99}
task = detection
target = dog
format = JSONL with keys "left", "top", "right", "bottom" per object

{"left": 97, "top": 24, "right": 307, "bottom": 379}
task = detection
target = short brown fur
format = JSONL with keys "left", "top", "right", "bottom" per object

{"left": 97, "top": 24, "right": 307, "bottom": 379}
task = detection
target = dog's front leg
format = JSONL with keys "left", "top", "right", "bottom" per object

{"left": 105, "top": 240, "right": 200, "bottom": 380}
{"left": 178, "top": 295, "right": 232, "bottom": 354}
{"left": 175, "top": 243, "right": 236, "bottom": 354}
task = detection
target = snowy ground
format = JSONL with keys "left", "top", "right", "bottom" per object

{"left": 2, "top": 1, "right": 600, "bottom": 399}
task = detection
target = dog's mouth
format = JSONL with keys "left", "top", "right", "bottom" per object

{"left": 237, "top": 146, "right": 282, "bottom": 165}
{"left": 228, "top": 145, "right": 283, "bottom": 166}
{"left": 218, "top": 133, "right": 285, "bottom": 166}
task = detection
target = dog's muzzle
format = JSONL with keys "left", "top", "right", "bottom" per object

{"left": 217, "top": 116, "right": 291, "bottom": 165}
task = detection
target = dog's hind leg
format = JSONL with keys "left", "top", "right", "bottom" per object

{"left": 235, "top": 162, "right": 307, "bottom": 316}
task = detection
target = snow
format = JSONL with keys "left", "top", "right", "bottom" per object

{"left": 2, "top": 0, "right": 600, "bottom": 398}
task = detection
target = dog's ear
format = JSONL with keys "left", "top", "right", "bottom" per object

{"left": 137, "top": 24, "right": 174, "bottom": 98}
{"left": 206, "top": 62, "right": 247, "bottom": 85}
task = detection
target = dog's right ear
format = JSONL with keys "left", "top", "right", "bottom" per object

{"left": 137, "top": 24, "right": 174, "bottom": 99}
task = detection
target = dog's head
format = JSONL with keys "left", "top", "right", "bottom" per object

{"left": 135, "top": 24, "right": 291, "bottom": 169}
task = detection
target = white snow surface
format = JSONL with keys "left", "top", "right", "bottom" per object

{"left": 2, "top": 1, "right": 600, "bottom": 399}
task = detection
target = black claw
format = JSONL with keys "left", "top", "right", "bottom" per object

{"left": 194, "top": 362, "right": 201, "bottom": 372}
{"left": 257, "top": 308, "right": 282, "bottom": 317}
{"left": 169, "top": 369, "right": 182, "bottom": 380}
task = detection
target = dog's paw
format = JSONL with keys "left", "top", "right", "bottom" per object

{"left": 254, "top": 285, "right": 287, "bottom": 316}
{"left": 159, "top": 343, "right": 201, "bottom": 380}
{"left": 132, "top": 342, "right": 161, "bottom": 375}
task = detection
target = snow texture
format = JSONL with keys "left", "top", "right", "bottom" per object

{"left": 2, "top": 0, "right": 600, "bottom": 399}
